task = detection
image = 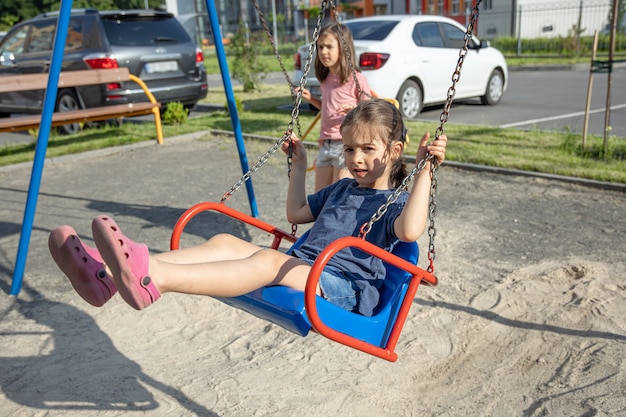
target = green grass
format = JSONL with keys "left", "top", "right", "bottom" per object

{"left": 2, "top": 82, "right": 624, "bottom": 184}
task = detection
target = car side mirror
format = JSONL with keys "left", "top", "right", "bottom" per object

{"left": 470, "top": 39, "right": 490, "bottom": 51}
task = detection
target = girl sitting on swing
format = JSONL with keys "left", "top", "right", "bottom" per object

{"left": 49, "top": 99, "right": 447, "bottom": 317}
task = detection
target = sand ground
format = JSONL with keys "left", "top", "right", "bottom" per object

{"left": 0, "top": 133, "right": 625, "bottom": 416}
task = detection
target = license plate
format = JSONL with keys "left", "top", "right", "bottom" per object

{"left": 145, "top": 61, "right": 178, "bottom": 74}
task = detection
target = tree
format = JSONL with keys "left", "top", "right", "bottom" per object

{"left": 607, "top": 0, "right": 626, "bottom": 34}
{"left": 228, "top": 21, "right": 267, "bottom": 92}
{"left": 0, "top": 0, "right": 164, "bottom": 31}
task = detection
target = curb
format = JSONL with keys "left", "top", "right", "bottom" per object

{"left": 507, "top": 63, "right": 590, "bottom": 72}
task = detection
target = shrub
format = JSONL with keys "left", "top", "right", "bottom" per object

{"left": 224, "top": 95, "right": 244, "bottom": 115}
{"left": 162, "top": 102, "right": 189, "bottom": 125}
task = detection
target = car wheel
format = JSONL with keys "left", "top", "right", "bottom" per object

{"left": 480, "top": 69, "right": 504, "bottom": 106}
{"left": 397, "top": 80, "right": 422, "bottom": 119}
{"left": 55, "top": 89, "right": 82, "bottom": 135}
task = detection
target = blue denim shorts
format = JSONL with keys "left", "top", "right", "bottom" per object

{"left": 319, "top": 265, "right": 358, "bottom": 312}
{"left": 316, "top": 140, "right": 345, "bottom": 168}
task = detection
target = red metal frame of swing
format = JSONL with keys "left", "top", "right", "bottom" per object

{"left": 169, "top": 201, "right": 437, "bottom": 362}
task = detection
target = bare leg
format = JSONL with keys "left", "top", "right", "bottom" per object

{"left": 150, "top": 248, "right": 314, "bottom": 297}
{"left": 110, "top": 233, "right": 315, "bottom": 296}
{"left": 91, "top": 215, "right": 319, "bottom": 310}
{"left": 154, "top": 233, "right": 261, "bottom": 264}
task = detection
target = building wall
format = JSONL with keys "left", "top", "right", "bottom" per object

{"left": 167, "top": 0, "right": 615, "bottom": 42}
{"left": 479, "top": 0, "right": 612, "bottom": 39}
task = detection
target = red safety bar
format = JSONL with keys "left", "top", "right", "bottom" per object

{"left": 305, "top": 236, "right": 437, "bottom": 361}
{"left": 170, "top": 201, "right": 297, "bottom": 251}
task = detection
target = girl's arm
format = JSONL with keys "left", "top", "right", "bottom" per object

{"left": 282, "top": 135, "right": 315, "bottom": 224}
{"left": 295, "top": 87, "right": 321, "bottom": 110}
{"left": 394, "top": 132, "right": 447, "bottom": 242}
{"left": 308, "top": 96, "right": 322, "bottom": 110}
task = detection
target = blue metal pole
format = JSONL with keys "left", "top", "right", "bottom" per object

{"left": 10, "top": 0, "right": 73, "bottom": 295}
{"left": 204, "top": 0, "right": 259, "bottom": 217}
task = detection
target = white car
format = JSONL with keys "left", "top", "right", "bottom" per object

{"left": 293, "top": 15, "right": 508, "bottom": 119}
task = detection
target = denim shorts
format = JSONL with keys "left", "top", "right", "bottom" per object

{"left": 316, "top": 140, "right": 345, "bottom": 168}
{"left": 319, "top": 264, "right": 358, "bottom": 312}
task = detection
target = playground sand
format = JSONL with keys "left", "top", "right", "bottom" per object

{"left": 0, "top": 133, "right": 625, "bottom": 416}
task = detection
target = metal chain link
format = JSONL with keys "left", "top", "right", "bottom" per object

{"left": 252, "top": 0, "right": 302, "bottom": 137}
{"left": 434, "top": 2, "right": 482, "bottom": 140}
{"left": 253, "top": 0, "right": 294, "bottom": 93}
{"left": 221, "top": 1, "right": 329, "bottom": 204}
{"left": 361, "top": 0, "right": 482, "bottom": 274}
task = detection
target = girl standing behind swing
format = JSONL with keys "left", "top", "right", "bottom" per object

{"left": 48, "top": 99, "right": 447, "bottom": 317}
{"left": 297, "top": 22, "right": 373, "bottom": 192}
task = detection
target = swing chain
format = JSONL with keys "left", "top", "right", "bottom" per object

{"left": 253, "top": 0, "right": 294, "bottom": 93}
{"left": 435, "top": 0, "right": 481, "bottom": 139}
{"left": 220, "top": 2, "right": 329, "bottom": 203}
{"left": 290, "top": 1, "right": 328, "bottom": 120}
{"left": 221, "top": 133, "right": 291, "bottom": 203}
{"left": 252, "top": 0, "right": 302, "bottom": 138}
{"left": 426, "top": 163, "right": 438, "bottom": 273}
{"left": 361, "top": 0, "right": 482, "bottom": 273}
{"left": 284, "top": 1, "right": 327, "bottom": 176}
{"left": 359, "top": 154, "right": 434, "bottom": 238}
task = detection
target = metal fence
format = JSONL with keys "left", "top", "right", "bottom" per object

{"left": 476, "top": 0, "right": 618, "bottom": 40}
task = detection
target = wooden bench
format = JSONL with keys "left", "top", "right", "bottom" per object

{"left": 0, "top": 67, "right": 164, "bottom": 144}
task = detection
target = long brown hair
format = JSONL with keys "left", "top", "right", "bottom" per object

{"left": 315, "top": 22, "right": 359, "bottom": 84}
{"left": 341, "top": 99, "right": 408, "bottom": 188}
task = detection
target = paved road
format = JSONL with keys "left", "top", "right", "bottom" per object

{"left": 212, "top": 66, "right": 626, "bottom": 139}
{"left": 417, "top": 66, "right": 626, "bottom": 139}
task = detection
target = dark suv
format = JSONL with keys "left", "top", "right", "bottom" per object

{"left": 0, "top": 9, "right": 208, "bottom": 133}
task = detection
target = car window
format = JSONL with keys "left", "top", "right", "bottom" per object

{"left": 413, "top": 22, "right": 444, "bottom": 48}
{"left": 346, "top": 20, "right": 398, "bottom": 41}
{"left": 65, "top": 18, "right": 84, "bottom": 51}
{"left": 440, "top": 23, "right": 466, "bottom": 49}
{"left": 0, "top": 26, "right": 29, "bottom": 55}
{"left": 101, "top": 16, "right": 190, "bottom": 46}
{"left": 27, "top": 20, "right": 55, "bottom": 53}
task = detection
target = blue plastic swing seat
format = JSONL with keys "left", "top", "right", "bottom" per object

{"left": 169, "top": 202, "right": 429, "bottom": 360}
{"left": 215, "top": 232, "right": 418, "bottom": 349}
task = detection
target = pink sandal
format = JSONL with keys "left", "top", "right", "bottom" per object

{"left": 91, "top": 215, "right": 161, "bottom": 310}
{"left": 48, "top": 225, "right": 117, "bottom": 307}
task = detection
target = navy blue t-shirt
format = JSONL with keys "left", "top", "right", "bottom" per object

{"left": 291, "top": 178, "right": 408, "bottom": 316}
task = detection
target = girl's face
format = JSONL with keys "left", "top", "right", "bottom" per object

{"left": 316, "top": 33, "right": 341, "bottom": 74}
{"left": 342, "top": 125, "right": 402, "bottom": 190}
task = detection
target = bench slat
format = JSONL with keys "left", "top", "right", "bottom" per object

{"left": 0, "top": 68, "right": 163, "bottom": 143}
{"left": 0, "top": 102, "right": 160, "bottom": 133}
{"left": 0, "top": 68, "right": 131, "bottom": 93}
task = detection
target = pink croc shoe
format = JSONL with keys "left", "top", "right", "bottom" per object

{"left": 48, "top": 225, "right": 117, "bottom": 307}
{"left": 91, "top": 215, "right": 161, "bottom": 310}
